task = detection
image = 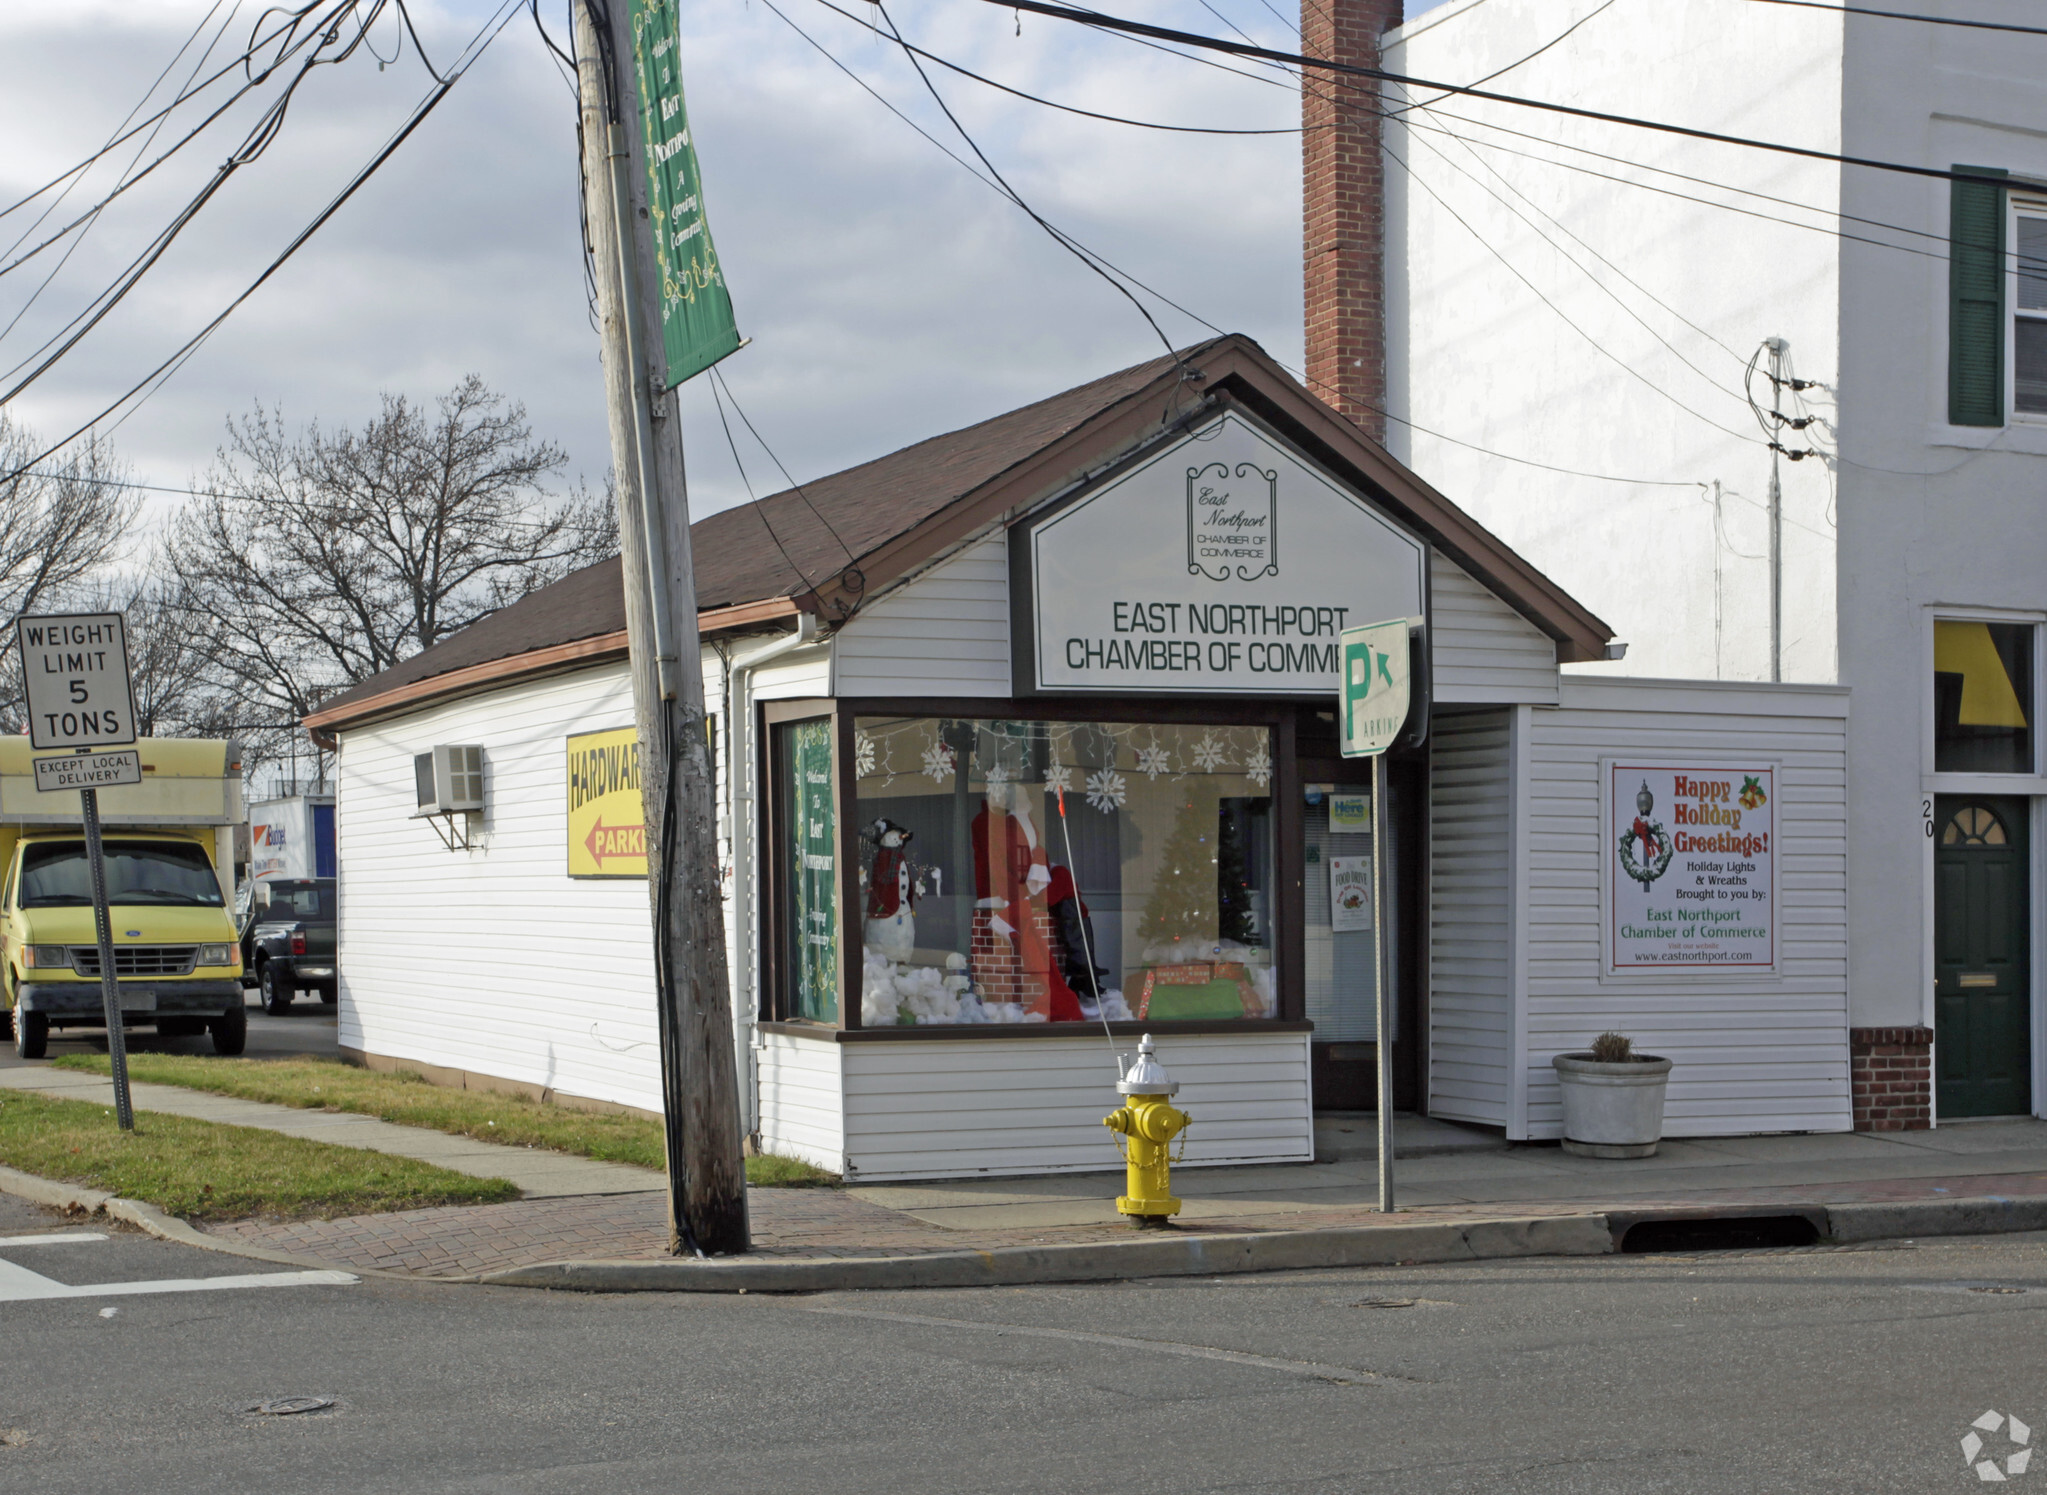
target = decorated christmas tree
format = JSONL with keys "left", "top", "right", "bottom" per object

{"left": 1215, "top": 805, "right": 1255, "bottom": 945}
{"left": 1140, "top": 795, "right": 1220, "bottom": 954}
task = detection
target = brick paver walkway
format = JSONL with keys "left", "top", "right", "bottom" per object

{"left": 200, "top": 1168, "right": 2047, "bottom": 1279}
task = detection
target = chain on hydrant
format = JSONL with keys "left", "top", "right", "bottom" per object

{"left": 1103, "top": 1033, "right": 1189, "bottom": 1228}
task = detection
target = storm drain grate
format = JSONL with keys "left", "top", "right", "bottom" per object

{"left": 1619, "top": 1215, "right": 1823, "bottom": 1253}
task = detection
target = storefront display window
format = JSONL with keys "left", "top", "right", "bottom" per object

{"left": 851, "top": 716, "right": 1276, "bottom": 1026}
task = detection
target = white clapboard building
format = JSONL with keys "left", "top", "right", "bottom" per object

{"left": 306, "top": 336, "right": 1849, "bottom": 1181}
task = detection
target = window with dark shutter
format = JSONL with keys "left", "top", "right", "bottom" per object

{"left": 1949, "top": 165, "right": 2008, "bottom": 427}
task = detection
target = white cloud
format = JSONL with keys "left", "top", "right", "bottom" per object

{"left": 0, "top": 0, "right": 1306, "bottom": 525}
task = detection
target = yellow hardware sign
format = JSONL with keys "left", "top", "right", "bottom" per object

{"left": 566, "top": 726, "right": 646, "bottom": 879}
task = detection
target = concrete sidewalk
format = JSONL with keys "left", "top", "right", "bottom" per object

{"left": 0, "top": 1066, "right": 665, "bottom": 1199}
{"left": 7, "top": 1061, "right": 2047, "bottom": 1291}
{"left": 850, "top": 1115, "right": 2047, "bottom": 1232}
{"left": 195, "top": 1114, "right": 2047, "bottom": 1286}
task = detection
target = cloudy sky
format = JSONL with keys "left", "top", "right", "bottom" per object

{"left": 1, "top": 0, "right": 1442, "bottom": 529}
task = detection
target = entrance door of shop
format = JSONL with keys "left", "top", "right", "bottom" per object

{"left": 1934, "top": 795, "right": 2032, "bottom": 1118}
{"left": 1298, "top": 751, "right": 1417, "bottom": 1112}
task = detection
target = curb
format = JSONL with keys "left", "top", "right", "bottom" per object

{"left": 0, "top": 1163, "right": 470, "bottom": 1284}
{"left": 1827, "top": 1195, "right": 2047, "bottom": 1243}
{"left": 478, "top": 1214, "right": 1619, "bottom": 1293}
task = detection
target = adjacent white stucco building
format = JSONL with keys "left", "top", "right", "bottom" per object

{"left": 1383, "top": 0, "right": 2047, "bottom": 1121}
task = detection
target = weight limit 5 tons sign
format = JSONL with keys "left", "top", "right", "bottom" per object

{"left": 16, "top": 613, "right": 137, "bottom": 750}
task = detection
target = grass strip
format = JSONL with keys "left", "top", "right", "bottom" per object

{"left": 51, "top": 1054, "right": 839, "bottom": 1186}
{"left": 0, "top": 1088, "right": 517, "bottom": 1221}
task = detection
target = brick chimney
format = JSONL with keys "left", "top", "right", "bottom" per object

{"left": 1303, "top": 0, "right": 1403, "bottom": 444}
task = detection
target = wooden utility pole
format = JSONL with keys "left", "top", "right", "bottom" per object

{"left": 573, "top": 0, "right": 748, "bottom": 1255}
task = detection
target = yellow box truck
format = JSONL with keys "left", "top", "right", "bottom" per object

{"left": 0, "top": 738, "right": 246, "bottom": 1059}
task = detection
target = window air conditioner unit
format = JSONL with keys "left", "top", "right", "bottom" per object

{"left": 414, "top": 745, "right": 485, "bottom": 817}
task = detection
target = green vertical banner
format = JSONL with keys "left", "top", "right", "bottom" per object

{"left": 628, "top": 0, "right": 741, "bottom": 386}
{"left": 790, "top": 720, "right": 838, "bottom": 1022}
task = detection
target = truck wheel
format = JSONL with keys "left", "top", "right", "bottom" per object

{"left": 209, "top": 1001, "right": 247, "bottom": 1056}
{"left": 14, "top": 1011, "right": 48, "bottom": 1061}
{"left": 260, "top": 962, "right": 292, "bottom": 1016}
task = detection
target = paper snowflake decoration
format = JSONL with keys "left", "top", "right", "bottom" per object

{"left": 984, "top": 761, "right": 1012, "bottom": 788}
{"left": 1085, "top": 768, "right": 1127, "bottom": 814}
{"left": 1044, "top": 761, "right": 1074, "bottom": 796}
{"left": 1191, "top": 733, "right": 1228, "bottom": 772}
{"left": 921, "top": 740, "right": 957, "bottom": 782}
{"left": 1135, "top": 743, "right": 1172, "bottom": 780}
{"left": 1246, "top": 742, "right": 1273, "bottom": 789}
{"left": 853, "top": 731, "right": 877, "bottom": 779}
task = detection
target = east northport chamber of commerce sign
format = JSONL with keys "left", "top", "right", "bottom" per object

{"left": 1015, "top": 413, "right": 1427, "bottom": 694}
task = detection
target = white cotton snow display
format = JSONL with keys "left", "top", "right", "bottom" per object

{"left": 862, "top": 948, "right": 902, "bottom": 1025}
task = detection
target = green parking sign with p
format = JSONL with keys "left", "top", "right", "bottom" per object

{"left": 1340, "top": 618, "right": 1411, "bottom": 759}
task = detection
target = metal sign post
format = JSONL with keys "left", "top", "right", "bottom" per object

{"left": 1340, "top": 617, "right": 1416, "bottom": 1213}
{"left": 15, "top": 613, "right": 140, "bottom": 1130}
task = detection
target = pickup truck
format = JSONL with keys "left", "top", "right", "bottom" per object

{"left": 0, "top": 738, "right": 247, "bottom": 1058}
{"left": 240, "top": 877, "right": 337, "bottom": 1014}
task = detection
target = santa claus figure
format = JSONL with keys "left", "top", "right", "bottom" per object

{"left": 971, "top": 781, "right": 1082, "bottom": 1022}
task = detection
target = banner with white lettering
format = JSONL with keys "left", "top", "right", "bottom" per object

{"left": 1608, "top": 764, "right": 1775, "bottom": 972}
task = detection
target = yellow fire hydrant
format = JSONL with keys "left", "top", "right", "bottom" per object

{"left": 1104, "top": 1034, "right": 1189, "bottom": 1227}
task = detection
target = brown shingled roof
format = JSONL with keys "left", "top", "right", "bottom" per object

{"left": 308, "top": 334, "right": 1612, "bottom": 733}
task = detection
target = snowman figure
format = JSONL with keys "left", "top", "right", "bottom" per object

{"left": 862, "top": 818, "right": 918, "bottom": 964}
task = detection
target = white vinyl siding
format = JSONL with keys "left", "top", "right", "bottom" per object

{"left": 832, "top": 536, "right": 1010, "bottom": 697}
{"left": 1430, "top": 555, "right": 1561, "bottom": 705}
{"left": 754, "top": 1030, "right": 1311, "bottom": 1181}
{"left": 1427, "top": 707, "right": 1517, "bottom": 1127}
{"left": 335, "top": 665, "right": 666, "bottom": 1115}
{"left": 1521, "top": 677, "right": 1851, "bottom": 1137}
{"left": 757, "top": 1030, "right": 845, "bottom": 1173}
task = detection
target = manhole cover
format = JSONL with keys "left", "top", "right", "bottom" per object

{"left": 1968, "top": 1286, "right": 2028, "bottom": 1295}
{"left": 241, "top": 1397, "right": 334, "bottom": 1417}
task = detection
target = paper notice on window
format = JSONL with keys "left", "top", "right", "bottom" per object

{"left": 1329, "top": 856, "right": 1373, "bottom": 931}
{"left": 1328, "top": 793, "right": 1371, "bottom": 833}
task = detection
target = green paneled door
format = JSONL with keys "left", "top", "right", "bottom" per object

{"left": 1934, "top": 796, "right": 2032, "bottom": 1117}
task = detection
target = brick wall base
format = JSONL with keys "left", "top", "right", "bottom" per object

{"left": 1850, "top": 1026, "right": 1933, "bottom": 1131}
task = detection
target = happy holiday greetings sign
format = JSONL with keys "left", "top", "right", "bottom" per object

{"left": 1608, "top": 764, "right": 1775, "bottom": 973}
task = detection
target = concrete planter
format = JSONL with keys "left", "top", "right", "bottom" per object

{"left": 1552, "top": 1053, "right": 1673, "bottom": 1158}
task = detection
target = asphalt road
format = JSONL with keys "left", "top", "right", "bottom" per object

{"left": 0, "top": 1190, "right": 2039, "bottom": 1494}
{"left": 0, "top": 989, "right": 339, "bottom": 1071}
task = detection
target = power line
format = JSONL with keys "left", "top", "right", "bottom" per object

{"left": 0, "top": 1, "right": 357, "bottom": 226}
{"left": 774, "top": 3, "right": 1706, "bottom": 489}
{"left": 709, "top": 364, "right": 858, "bottom": 570}
{"left": 1, "top": 3, "right": 245, "bottom": 350}
{"left": 1383, "top": 132, "right": 1764, "bottom": 444}
{"left": 806, "top": 0, "right": 1301, "bottom": 134}
{"left": 0, "top": 1, "right": 527, "bottom": 484}
{"left": 1739, "top": 0, "right": 2047, "bottom": 37}
{"left": 980, "top": 0, "right": 2012, "bottom": 188}
{"left": 0, "top": 1, "right": 428, "bottom": 403}
{"left": 870, "top": 0, "right": 1194, "bottom": 379}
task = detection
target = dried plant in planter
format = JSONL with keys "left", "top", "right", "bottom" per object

{"left": 1589, "top": 1031, "right": 1636, "bottom": 1064}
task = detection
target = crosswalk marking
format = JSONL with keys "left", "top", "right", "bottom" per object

{"left": 0, "top": 1236, "right": 356, "bottom": 1302}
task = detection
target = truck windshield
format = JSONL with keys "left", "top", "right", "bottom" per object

{"left": 20, "top": 841, "right": 225, "bottom": 908}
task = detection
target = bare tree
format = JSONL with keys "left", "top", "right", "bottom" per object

{"left": 165, "top": 376, "right": 618, "bottom": 727}
{"left": 0, "top": 417, "right": 138, "bottom": 731}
